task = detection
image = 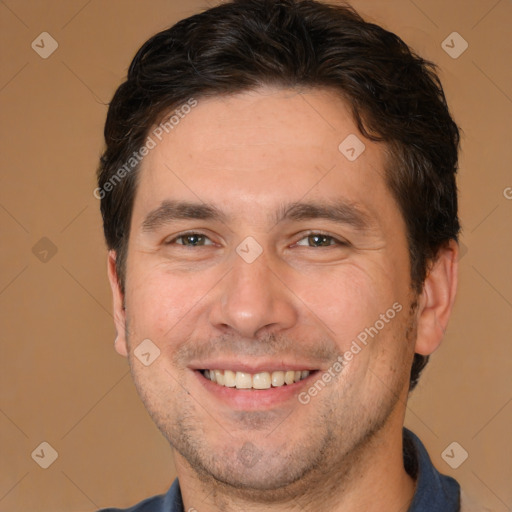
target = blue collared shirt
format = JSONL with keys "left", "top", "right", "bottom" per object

{"left": 99, "top": 428, "right": 460, "bottom": 511}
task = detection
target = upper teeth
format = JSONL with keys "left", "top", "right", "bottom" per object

{"left": 203, "top": 370, "right": 310, "bottom": 389}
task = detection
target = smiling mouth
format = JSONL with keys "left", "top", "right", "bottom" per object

{"left": 200, "top": 369, "right": 315, "bottom": 390}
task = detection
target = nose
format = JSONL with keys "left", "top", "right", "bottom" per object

{"left": 208, "top": 251, "right": 298, "bottom": 339}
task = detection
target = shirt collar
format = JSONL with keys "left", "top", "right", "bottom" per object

{"left": 404, "top": 428, "right": 461, "bottom": 511}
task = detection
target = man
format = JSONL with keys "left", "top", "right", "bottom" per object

{"left": 96, "top": 0, "right": 467, "bottom": 510}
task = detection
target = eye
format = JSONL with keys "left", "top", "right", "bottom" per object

{"left": 167, "top": 232, "right": 215, "bottom": 246}
{"left": 295, "top": 233, "right": 347, "bottom": 248}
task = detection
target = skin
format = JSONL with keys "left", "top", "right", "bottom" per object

{"left": 108, "top": 87, "right": 458, "bottom": 511}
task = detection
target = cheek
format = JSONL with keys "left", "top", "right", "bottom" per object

{"left": 125, "top": 264, "right": 212, "bottom": 340}
{"left": 291, "top": 263, "right": 399, "bottom": 345}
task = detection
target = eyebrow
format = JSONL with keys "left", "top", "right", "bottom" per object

{"left": 140, "top": 199, "right": 374, "bottom": 233}
{"left": 141, "top": 200, "right": 227, "bottom": 233}
{"left": 273, "top": 200, "right": 374, "bottom": 231}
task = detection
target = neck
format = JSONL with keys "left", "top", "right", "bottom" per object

{"left": 176, "top": 418, "right": 416, "bottom": 512}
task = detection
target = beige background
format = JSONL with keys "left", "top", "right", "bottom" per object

{"left": 0, "top": 0, "right": 511, "bottom": 510}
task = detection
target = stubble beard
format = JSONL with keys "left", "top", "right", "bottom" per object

{"left": 126, "top": 305, "right": 417, "bottom": 505}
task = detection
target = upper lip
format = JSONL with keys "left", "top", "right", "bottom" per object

{"left": 189, "top": 359, "right": 320, "bottom": 373}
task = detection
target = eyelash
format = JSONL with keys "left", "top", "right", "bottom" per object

{"left": 165, "top": 232, "right": 215, "bottom": 246}
{"left": 165, "top": 231, "right": 349, "bottom": 248}
{"left": 294, "top": 231, "right": 349, "bottom": 248}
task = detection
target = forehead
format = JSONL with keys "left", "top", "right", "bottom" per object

{"left": 133, "top": 87, "right": 395, "bottom": 226}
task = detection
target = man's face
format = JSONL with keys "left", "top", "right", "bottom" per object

{"left": 113, "top": 88, "right": 418, "bottom": 492}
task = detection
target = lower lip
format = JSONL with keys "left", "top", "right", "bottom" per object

{"left": 194, "top": 370, "right": 318, "bottom": 410}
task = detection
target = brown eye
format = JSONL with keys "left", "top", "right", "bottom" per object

{"left": 170, "top": 233, "right": 214, "bottom": 246}
{"left": 309, "top": 234, "right": 333, "bottom": 247}
{"left": 296, "top": 233, "right": 339, "bottom": 247}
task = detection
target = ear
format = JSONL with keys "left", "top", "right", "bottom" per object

{"left": 107, "top": 250, "right": 128, "bottom": 357}
{"left": 414, "top": 240, "right": 459, "bottom": 355}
